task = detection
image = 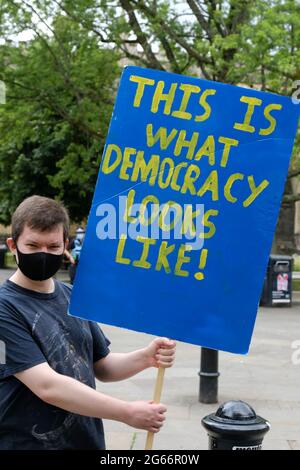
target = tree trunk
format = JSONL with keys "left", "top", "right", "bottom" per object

{"left": 272, "top": 179, "right": 296, "bottom": 254}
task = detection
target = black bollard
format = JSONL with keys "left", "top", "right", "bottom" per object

{"left": 201, "top": 400, "right": 270, "bottom": 450}
{"left": 199, "top": 347, "right": 219, "bottom": 403}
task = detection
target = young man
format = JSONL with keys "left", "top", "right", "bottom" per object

{"left": 0, "top": 195, "right": 176, "bottom": 450}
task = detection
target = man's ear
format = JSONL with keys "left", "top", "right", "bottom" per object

{"left": 65, "top": 238, "right": 69, "bottom": 250}
{"left": 6, "top": 237, "right": 17, "bottom": 254}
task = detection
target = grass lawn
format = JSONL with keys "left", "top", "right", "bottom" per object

{"left": 5, "top": 252, "right": 16, "bottom": 269}
{"left": 294, "top": 258, "right": 300, "bottom": 272}
{"left": 293, "top": 280, "right": 300, "bottom": 292}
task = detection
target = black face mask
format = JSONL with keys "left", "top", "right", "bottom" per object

{"left": 16, "top": 246, "right": 64, "bottom": 281}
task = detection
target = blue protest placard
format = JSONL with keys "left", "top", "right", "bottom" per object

{"left": 68, "top": 66, "right": 299, "bottom": 354}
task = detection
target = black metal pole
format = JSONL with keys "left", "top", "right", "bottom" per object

{"left": 199, "top": 347, "right": 219, "bottom": 403}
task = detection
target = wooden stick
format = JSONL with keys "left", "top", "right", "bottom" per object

{"left": 145, "top": 367, "right": 166, "bottom": 450}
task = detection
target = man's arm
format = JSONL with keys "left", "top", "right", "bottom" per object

{"left": 94, "top": 338, "right": 176, "bottom": 382}
{"left": 94, "top": 350, "right": 150, "bottom": 382}
{"left": 15, "top": 363, "right": 166, "bottom": 433}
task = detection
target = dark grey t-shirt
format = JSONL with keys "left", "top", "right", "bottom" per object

{"left": 0, "top": 279, "right": 110, "bottom": 450}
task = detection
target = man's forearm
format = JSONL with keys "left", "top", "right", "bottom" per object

{"left": 44, "top": 372, "right": 130, "bottom": 422}
{"left": 15, "top": 362, "right": 167, "bottom": 433}
{"left": 95, "top": 350, "right": 151, "bottom": 382}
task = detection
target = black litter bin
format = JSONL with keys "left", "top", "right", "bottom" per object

{"left": 260, "top": 255, "right": 293, "bottom": 307}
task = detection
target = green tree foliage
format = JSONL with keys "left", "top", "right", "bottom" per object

{"left": 0, "top": 3, "right": 120, "bottom": 222}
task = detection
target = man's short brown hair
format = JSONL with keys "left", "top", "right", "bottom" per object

{"left": 12, "top": 195, "right": 70, "bottom": 242}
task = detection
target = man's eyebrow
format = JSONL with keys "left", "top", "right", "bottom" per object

{"left": 25, "top": 239, "right": 62, "bottom": 245}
